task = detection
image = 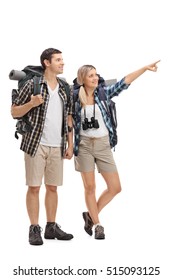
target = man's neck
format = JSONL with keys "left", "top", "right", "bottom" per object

{"left": 44, "top": 70, "right": 59, "bottom": 90}
{"left": 44, "top": 69, "right": 58, "bottom": 82}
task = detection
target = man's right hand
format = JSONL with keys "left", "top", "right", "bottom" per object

{"left": 30, "top": 94, "right": 44, "bottom": 108}
{"left": 11, "top": 95, "right": 44, "bottom": 118}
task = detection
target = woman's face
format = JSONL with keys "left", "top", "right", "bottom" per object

{"left": 83, "top": 68, "right": 99, "bottom": 89}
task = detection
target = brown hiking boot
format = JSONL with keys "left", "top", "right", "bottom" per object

{"left": 95, "top": 225, "right": 105, "bottom": 240}
{"left": 82, "top": 212, "right": 94, "bottom": 236}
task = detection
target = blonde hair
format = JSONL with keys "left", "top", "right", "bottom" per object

{"left": 77, "top": 65, "right": 96, "bottom": 107}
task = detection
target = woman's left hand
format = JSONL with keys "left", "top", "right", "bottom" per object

{"left": 146, "top": 60, "right": 160, "bottom": 72}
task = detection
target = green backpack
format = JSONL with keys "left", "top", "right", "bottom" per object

{"left": 9, "top": 65, "right": 70, "bottom": 139}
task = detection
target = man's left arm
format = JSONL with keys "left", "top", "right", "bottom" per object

{"left": 64, "top": 115, "right": 73, "bottom": 159}
{"left": 64, "top": 88, "right": 74, "bottom": 159}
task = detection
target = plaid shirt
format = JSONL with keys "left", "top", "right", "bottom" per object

{"left": 73, "top": 78, "right": 130, "bottom": 156}
{"left": 13, "top": 76, "right": 73, "bottom": 157}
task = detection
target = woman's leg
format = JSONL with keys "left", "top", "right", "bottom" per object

{"left": 97, "top": 171, "right": 121, "bottom": 213}
{"left": 81, "top": 171, "right": 100, "bottom": 225}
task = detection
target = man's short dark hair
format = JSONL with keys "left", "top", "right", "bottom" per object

{"left": 40, "top": 48, "right": 62, "bottom": 70}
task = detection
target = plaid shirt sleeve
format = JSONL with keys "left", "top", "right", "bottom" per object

{"left": 12, "top": 80, "right": 33, "bottom": 105}
{"left": 105, "top": 77, "right": 130, "bottom": 99}
{"left": 67, "top": 87, "right": 73, "bottom": 115}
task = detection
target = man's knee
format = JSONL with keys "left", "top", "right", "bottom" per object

{"left": 46, "top": 185, "right": 57, "bottom": 192}
{"left": 28, "top": 186, "right": 40, "bottom": 195}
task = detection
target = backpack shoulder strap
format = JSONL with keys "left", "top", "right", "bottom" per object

{"left": 98, "top": 86, "right": 110, "bottom": 111}
{"left": 72, "top": 78, "right": 81, "bottom": 103}
{"left": 73, "top": 88, "right": 79, "bottom": 103}
{"left": 33, "top": 76, "right": 41, "bottom": 96}
{"left": 59, "top": 78, "right": 71, "bottom": 101}
{"left": 98, "top": 86, "right": 106, "bottom": 100}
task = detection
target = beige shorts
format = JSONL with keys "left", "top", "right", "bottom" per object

{"left": 74, "top": 135, "right": 117, "bottom": 173}
{"left": 24, "top": 145, "right": 63, "bottom": 186}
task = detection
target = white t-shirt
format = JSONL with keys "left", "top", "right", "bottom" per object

{"left": 40, "top": 84, "right": 63, "bottom": 147}
{"left": 80, "top": 104, "right": 108, "bottom": 138}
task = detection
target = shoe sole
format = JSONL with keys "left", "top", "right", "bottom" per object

{"left": 44, "top": 235, "right": 73, "bottom": 240}
{"left": 29, "top": 241, "right": 43, "bottom": 245}
{"left": 95, "top": 235, "right": 105, "bottom": 240}
{"left": 82, "top": 212, "right": 93, "bottom": 236}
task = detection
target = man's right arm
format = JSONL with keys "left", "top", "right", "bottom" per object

{"left": 11, "top": 94, "right": 44, "bottom": 118}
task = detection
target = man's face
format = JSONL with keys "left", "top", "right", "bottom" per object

{"left": 46, "top": 53, "right": 64, "bottom": 74}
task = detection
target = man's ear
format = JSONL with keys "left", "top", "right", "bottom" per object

{"left": 44, "top": 59, "right": 50, "bottom": 67}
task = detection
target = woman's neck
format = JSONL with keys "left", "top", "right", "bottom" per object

{"left": 84, "top": 86, "right": 95, "bottom": 97}
{"left": 85, "top": 90, "right": 95, "bottom": 105}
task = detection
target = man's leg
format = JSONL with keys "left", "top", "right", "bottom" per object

{"left": 24, "top": 145, "right": 46, "bottom": 246}
{"left": 45, "top": 185, "right": 57, "bottom": 222}
{"left": 26, "top": 186, "right": 43, "bottom": 245}
{"left": 44, "top": 185, "right": 73, "bottom": 240}
{"left": 26, "top": 186, "right": 40, "bottom": 225}
{"left": 44, "top": 147, "right": 73, "bottom": 240}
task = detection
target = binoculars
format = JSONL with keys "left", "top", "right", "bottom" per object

{"left": 82, "top": 117, "right": 99, "bottom": 130}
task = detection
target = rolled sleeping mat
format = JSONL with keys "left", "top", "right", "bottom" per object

{"left": 69, "top": 79, "right": 117, "bottom": 87}
{"left": 9, "top": 70, "right": 26, "bottom": 80}
{"left": 105, "top": 79, "right": 117, "bottom": 86}
{"left": 9, "top": 70, "right": 117, "bottom": 85}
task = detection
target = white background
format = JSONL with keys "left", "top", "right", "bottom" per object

{"left": 0, "top": 0, "right": 172, "bottom": 279}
